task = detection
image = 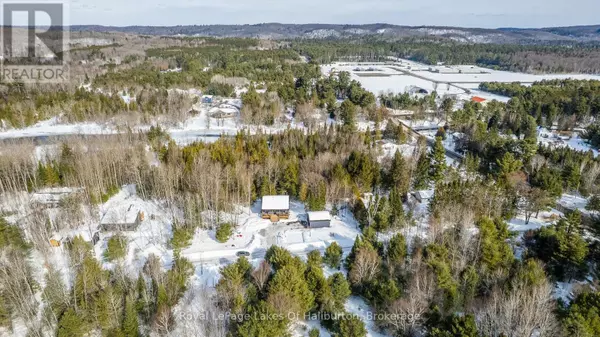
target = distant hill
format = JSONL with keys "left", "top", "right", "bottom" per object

{"left": 69, "top": 23, "right": 600, "bottom": 44}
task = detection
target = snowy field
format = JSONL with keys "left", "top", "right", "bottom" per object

{"left": 322, "top": 60, "right": 600, "bottom": 99}
{"left": 321, "top": 63, "right": 464, "bottom": 96}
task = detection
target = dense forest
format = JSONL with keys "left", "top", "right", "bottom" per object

{"left": 291, "top": 39, "right": 600, "bottom": 73}
{"left": 2, "top": 120, "right": 600, "bottom": 336}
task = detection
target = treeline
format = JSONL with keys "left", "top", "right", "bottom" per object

{"left": 0, "top": 125, "right": 417, "bottom": 249}
{"left": 291, "top": 38, "right": 600, "bottom": 73}
{"left": 480, "top": 79, "right": 600, "bottom": 128}
{"left": 94, "top": 45, "right": 316, "bottom": 91}
{"left": 0, "top": 83, "right": 193, "bottom": 128}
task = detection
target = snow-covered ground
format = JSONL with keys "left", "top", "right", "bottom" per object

{"left": 558, "top": 194, "right": 591, "bottom": 216}
{"left": 0, "top": 116, "right": 117, "bottom": 139}
{"left": 322, "top": 60, "right": 600, "bottom": 101}
{"left": 181, "top": 201, "right": 361, "bottom": 264}
{"left": 538, "top": 127, "right": 598, "bottom": 157}
{"left": 98, "top": 185, "right": 174, "bottom": 272}
{"left": 507, "top": 209, "right": 562, "bottom": 233}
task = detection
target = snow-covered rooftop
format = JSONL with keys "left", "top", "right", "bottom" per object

{"left": 261, "top": 195, "right": 290, "bottom": 211}
{"left": 415, "top": 190, "right": 434, "bottom": 200}
{"left": 307, "top": 211, "right": 331, "bottom": 222}
{"left": 101, "top": 203, "right": 141, "bottom": 225}
{"left": 31, "top": 187, "right": 83, "bottom": 204}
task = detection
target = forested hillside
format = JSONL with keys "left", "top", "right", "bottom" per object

{"left": 3, "top": 32, "right": 600, "bottom": 337}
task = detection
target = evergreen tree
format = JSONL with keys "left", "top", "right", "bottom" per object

{"left": 337, "top": 314, "right": 367, "bottom": 337}
{"left": 309, "top": 327, "right": 320, "bottom": 337}
{"left": 237, "top": 301, "right": 291, "bottom": 337}
{"left": 477, "top": 217, "right": 514, "bottom": 274}
{"left": 388, "top": 150, "right": 410, "bottom": 197}
{"left": 324, "top": 242, "right": 343, "bottom": 269}
{"left": 430, "top": 137, "right": 447, "bottom": 184}
{"left": 340, "top": 99, "right": 357, "bottom": 132}
{"left": 387, "top": 233, "right": 407, "bottom": 266}
{"left": 122, "top": 297, "right": 140, "bottom": 337}
{"left": 586, "top": 194, "right": 600, "bottom": 213}
{"left": 428, "top": 314, "right": 478, "bottom": 337}
{"left": 396, "top": 124, "right": 407, "bottom": 144}
{"left": 413, "top": 151, "right": 431, "bottom": 190}
{"left": 373, "top": 197, "right": 391, "bottom": 232}
{"left": 104, "top": 234, "right": 128, "bottom": 261}
{"left": 57, "top": 308, "right": 89, "bottom": 337}
{"left": 279, "top": 160, "right": 299, "bottom": 196}
{"left": 305, "top": 262, "right": 331, "bottom": 310}
{"left": 269, "top": 265, "right": 314, "bottom": 314}
{"left": 528, "top": 215, "right": 589, "bottom": 281}
{"left": 328, "top": 273, "right": 351, "bottom": 312}
{"left": 307, "top": 181, "right": 327, "bottom": 211}
{"left": 307, "top": 250, "right": 323, "bottom": 267}
{"left": 562, "top": 291, "right": 600, "bottom": 337}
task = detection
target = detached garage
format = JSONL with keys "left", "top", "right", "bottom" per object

{"left": 307, "top": 211, "right": 331, "bottom": 228}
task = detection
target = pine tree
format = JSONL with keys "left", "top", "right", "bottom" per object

{"left": 324, "top": 242, "right": 343, "bottom": 269}
{"left": 279, "top": 160, "right": 299, "bottom": 196}
{"left": 57, "top": 308, "right": 89, "bottom": 337}
{"left": 413, "top": 151, "right": 431, "bottom": 190}
{"left": 74, "top": 255, "right": 108, "bottom": 310}
{"left": 345, "top": 236, "right": 364, "bottom": 269}
{"left": 389, "top": 187, "right": 405, "bottom": 228}
{"left": 136, "top": 273, "right": 150, "bottom": 321}
{"left": 430, "top": 137, "right": 447, "bottom": 184}
{"left": 305, "top": 263, "right": 331, "bottom": 310}
{"left": 337, "top": 315, "right": 367, "bottom": 337}
{"left": 373, "top": 197, "right": 391, "bottom": 232}
{"left": 396, "top": 124, "right": 407, "bottom": 144}
{"left": 269, "top": 265, "right": 314, "bottom": 314}
{"left": 389, "top": 150, "right": 410, "bottom": 197}
{"left": 122, "top": 297, "right": 140, "bottom": 337}
{"left": 340, "top": 99, "right": 357, "bottom": 132}
{"left": 477, "top": 218, "right": 514, "bottom": 274}
{"left": 328, "top": 273, "right": 351, "bottom": 313}
{"left": 387, "top": 233, "right": 407, "bottom": 266}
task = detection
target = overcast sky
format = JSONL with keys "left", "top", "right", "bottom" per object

{"left": 66, "top": 0, "right": 599, "bottom": 28}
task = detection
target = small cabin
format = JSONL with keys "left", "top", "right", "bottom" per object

{"left": 307, "top": 211, "right": 331, "bottom": 228}
{"left": 100, "top": 204, "right": 144, "bottom": 231}
{"left": 261, "top": 195, "right": 290, "bottom": 221}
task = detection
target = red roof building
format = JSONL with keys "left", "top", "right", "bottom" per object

{"left": 471, "top": 96, "right": 487, "bottom": 103}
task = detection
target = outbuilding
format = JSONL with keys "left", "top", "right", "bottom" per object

{"left": 471, "top": 96, "right": 487, "bottom": 104}
{"left": 307, "top": 211, "right": 331, "bottom": 228}
{"left": 261, "top": 195, "right": 290, "bottom": 221}
{"left": 413, "top": 190, "right": 434, "bottom": 203}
